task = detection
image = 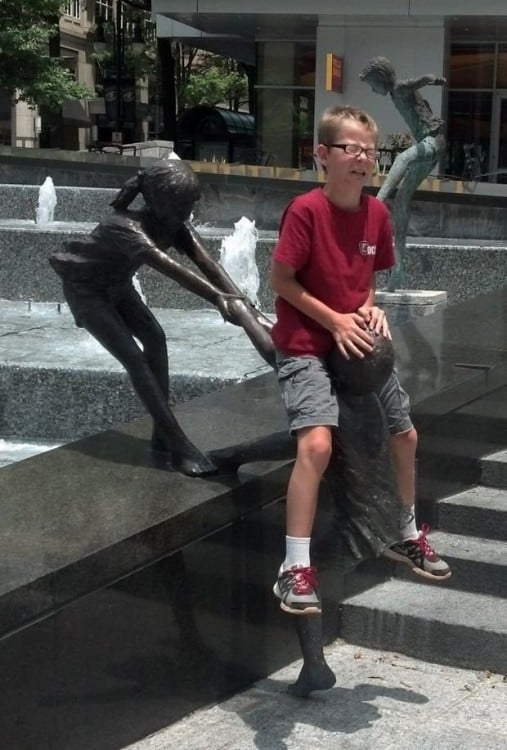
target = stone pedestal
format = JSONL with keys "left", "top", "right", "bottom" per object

{"left": 376, "top": 289, "right": 448, "bottom": 325}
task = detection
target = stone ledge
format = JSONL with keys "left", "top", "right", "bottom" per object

{"left": 0, "top": 371, "right": 290, "bottom": 639}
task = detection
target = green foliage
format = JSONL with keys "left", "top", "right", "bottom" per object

{"left": 177, "top": 50, "right": 248, "bottom": 110}
{"left": 0, "top": 0, "right": 91, "bottom": 109}
{"left": 92, "top": 13, "right": 158, "bottom": 90}
{"left": 383, "top": 132, "right": 414, "bottom": 150}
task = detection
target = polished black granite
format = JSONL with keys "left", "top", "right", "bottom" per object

{"left": 0, "top": 373, "right": 291, "bottom": 639}
{"left": 0, "top": 287, "right": 505, "bottom": 748}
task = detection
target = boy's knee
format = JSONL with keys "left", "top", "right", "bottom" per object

{"left": 298, "top": 428, "right": 333, "bottom": 469}
{"left": 392, "top": 426, "right": 418, "bottom": 448}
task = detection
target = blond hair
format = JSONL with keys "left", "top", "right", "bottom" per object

{"left": 317, "top": 105, "right": 378, "bottom": 146}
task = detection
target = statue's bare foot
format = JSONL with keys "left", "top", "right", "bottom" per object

{"left": 151, "top": 440, "right": 218, "bottom": 477}
{"left": 172, "top": 450, "right": 218, "bottom": 477}
{"left": 287, "top": 662, "right": 336, "bottom": 698}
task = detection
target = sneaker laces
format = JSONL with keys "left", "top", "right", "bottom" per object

{"left": 415, "top": 523, "right": 437, "bottom": 559}
{"left": 288, "top": 566, "right": 318, "bottom": 594}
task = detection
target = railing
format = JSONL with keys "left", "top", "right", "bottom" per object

{"left": 86, "top": 142, "right": 137, "bottom": 155}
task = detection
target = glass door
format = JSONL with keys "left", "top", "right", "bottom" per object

{"left": 490, "top": 91, "right": 507, "bottom": 183}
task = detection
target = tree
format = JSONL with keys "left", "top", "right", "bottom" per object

{"left": 0, "top": 0, "right": 91, "bottom": 110}
{"left": 175, "top": 47, "right": 249, "bottom": 111}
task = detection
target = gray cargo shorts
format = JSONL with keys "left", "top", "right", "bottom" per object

{"left": 275, "top": 353, "right": 413, "bottom": 436}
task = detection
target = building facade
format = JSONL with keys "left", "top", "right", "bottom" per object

{"left": 4, "top": 0, "right": 151, "bottom": 151}
{"left": 153, "top": 1, "right": 507, "bottom": 183}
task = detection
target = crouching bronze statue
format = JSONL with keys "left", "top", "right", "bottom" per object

{"left": 50, "top": 160, "right": 274, "bottom": 477}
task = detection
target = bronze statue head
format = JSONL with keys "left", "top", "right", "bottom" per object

{"left": 359, "top": 57, "right": 396, "bottom": 95}
{"left": 327, "top": 333, "right": 395, "bottom": 395}
{"left": 111, "top": 159, "right": 201, "bottom": 225}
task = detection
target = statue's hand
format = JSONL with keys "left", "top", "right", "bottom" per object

{"left": 217, "top": 292, "right": 248, "bottom": 325}
{"left": 434, "top": 76, "right": 446, "bottom": 86}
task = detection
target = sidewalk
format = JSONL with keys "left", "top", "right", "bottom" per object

{"left": 124, "top": 640, "right": 506, "bottom": 750}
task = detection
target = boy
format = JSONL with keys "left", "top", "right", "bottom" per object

{"left": 270, "top": 105, "right": 450, "bottom": 616}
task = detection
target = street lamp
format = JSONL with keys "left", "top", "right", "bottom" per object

{"left": 94, "top": 1, "right": 145, "bottom": 144}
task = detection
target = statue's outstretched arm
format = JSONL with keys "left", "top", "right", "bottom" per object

{"left": 400, "top": 74, "right": 446, "bottom": 91}
{"left": 145, "top": 244, "right": 225, "bottom": 308}
{"left": 143, "top": 237, "right": 275, "bottom": 367}
{"left": 173, "top": 222, "right": 276, "bottom": 366}
{"left": 174, "top": 223, "right": 247, "bottom": 297}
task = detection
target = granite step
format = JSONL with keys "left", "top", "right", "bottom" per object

{"left": 0, "top": 301, "right": 270, "bottom": 441}
{"left": 339, "top": 579, "right": 507, "bottom": 673}
{"left": 437, "top": 486, "right": 507, "bottom": 541}
{"left": 481, "top": 448, "right": 507, "bottom": 488}
{"left": 394, "top": 530, "right": 507, "bottom": 597}
{"left": 0, "top": 220, "right": 278, "bottom": 312}
{"left": 2, "top": 217, "right": 507, "bottom": 312}
{"left": 0, "top": 439, "right": 61, "bottom": 468}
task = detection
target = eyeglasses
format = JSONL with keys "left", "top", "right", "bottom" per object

{"left": 326, "top": 143, "right": 380, "bottom": 160}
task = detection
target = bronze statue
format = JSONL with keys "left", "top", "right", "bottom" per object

{"left": 50, "top": 160, "right": 274, "bottom": 477}
{"left": 360, "top": 57, "right": 446, "bottom": 290}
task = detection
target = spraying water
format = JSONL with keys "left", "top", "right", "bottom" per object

{"left": 132, "top": 272, "right": 147, "bottom": 303}
{"left": 219, "top": 217, "right": 260, "bottom": 308}
{"left": 36, "top": 177, "right": 57, "bottom": 225}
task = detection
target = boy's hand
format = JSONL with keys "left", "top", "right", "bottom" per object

{"left": 357, "top": 305, "right": 392, "bottom": 340}
{"left": 331, "top": 312, "right": 374, "bottom": 360}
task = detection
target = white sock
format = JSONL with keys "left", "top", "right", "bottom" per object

{"left": 282, "top": 535, "right": 311, "bottom": 570}
{"left": 399, "top": 505, "right": 418, "bottom": 540}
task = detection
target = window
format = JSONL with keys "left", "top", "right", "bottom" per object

{"left": 64, "top": 0, "right": 81, "bottom": 19}
{"left": 497, "top": 44, "right": 507, "bottom": 88}
{"left": 449, "top": 44, "right": 495, "bottom": 89}
{"left": 95, "top": 0, "right": 113, "bottom": 22}
{"left": 255, "top": 42, "right": 315, "bottom": 168}
{"left": 257, "top": 42, "right": 315, "bottom": 87}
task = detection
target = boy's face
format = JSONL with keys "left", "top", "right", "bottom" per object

{"left": 316, "top": 119, "right": 377, "bottom": 190}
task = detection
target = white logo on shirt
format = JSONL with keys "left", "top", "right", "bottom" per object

{"left": 359, "top": 241, "right": 376, "bottom": 256}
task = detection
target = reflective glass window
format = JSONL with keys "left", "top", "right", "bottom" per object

{"left": 449, "top": 44, "right": 495, "bottom": 89}
{"left": 497, "top": 44, "right": 507, "bottom": 88}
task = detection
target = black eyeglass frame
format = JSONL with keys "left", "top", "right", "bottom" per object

{"left": 326, "top": 143, "right": 380, "bottom": 160}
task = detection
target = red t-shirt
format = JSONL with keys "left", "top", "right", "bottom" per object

{"left": 271, "top": 188, "right": 395, "bottom": 357}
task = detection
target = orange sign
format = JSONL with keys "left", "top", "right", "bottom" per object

{"left": 325, "top": 54, "right": 343, "bottom": 93}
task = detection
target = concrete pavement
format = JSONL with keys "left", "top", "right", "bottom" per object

{"left": 123, "top": 640, "right": 506, "bottom": 750}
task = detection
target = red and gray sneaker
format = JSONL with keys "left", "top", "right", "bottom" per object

{"left": 273, "top": 565, "right": 321, "bottom": 615}
{"left": 383, "top": 523, "right": 451, "bottom": 581}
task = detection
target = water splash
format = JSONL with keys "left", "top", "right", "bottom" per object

{"left": 132, "top": 272, "right": 146, "bottom": 303}
{"left": 36, "top": 176, "right": 57, "bottom": 225}
{"left": 219, "top": 217, "right": 260, "bottom": 307}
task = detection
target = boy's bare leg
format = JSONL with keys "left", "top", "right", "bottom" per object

{"left": 286, "top": 426, "right": 332, "bottom": 537}
{"left": 386, "top": 427, "right": 451, "bottom": 579}
{"left": 389, "top": 427, "right": 418, "bottom": 510}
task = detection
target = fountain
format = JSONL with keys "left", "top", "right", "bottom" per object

{"left": 218, "top": 216, "right": 260, "bottom": 307}
{"left": 0, "top": 177, "right": 272, "bottom": 452}
{"left": 35, "top": 176, "right": 57, "bottom": 225}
